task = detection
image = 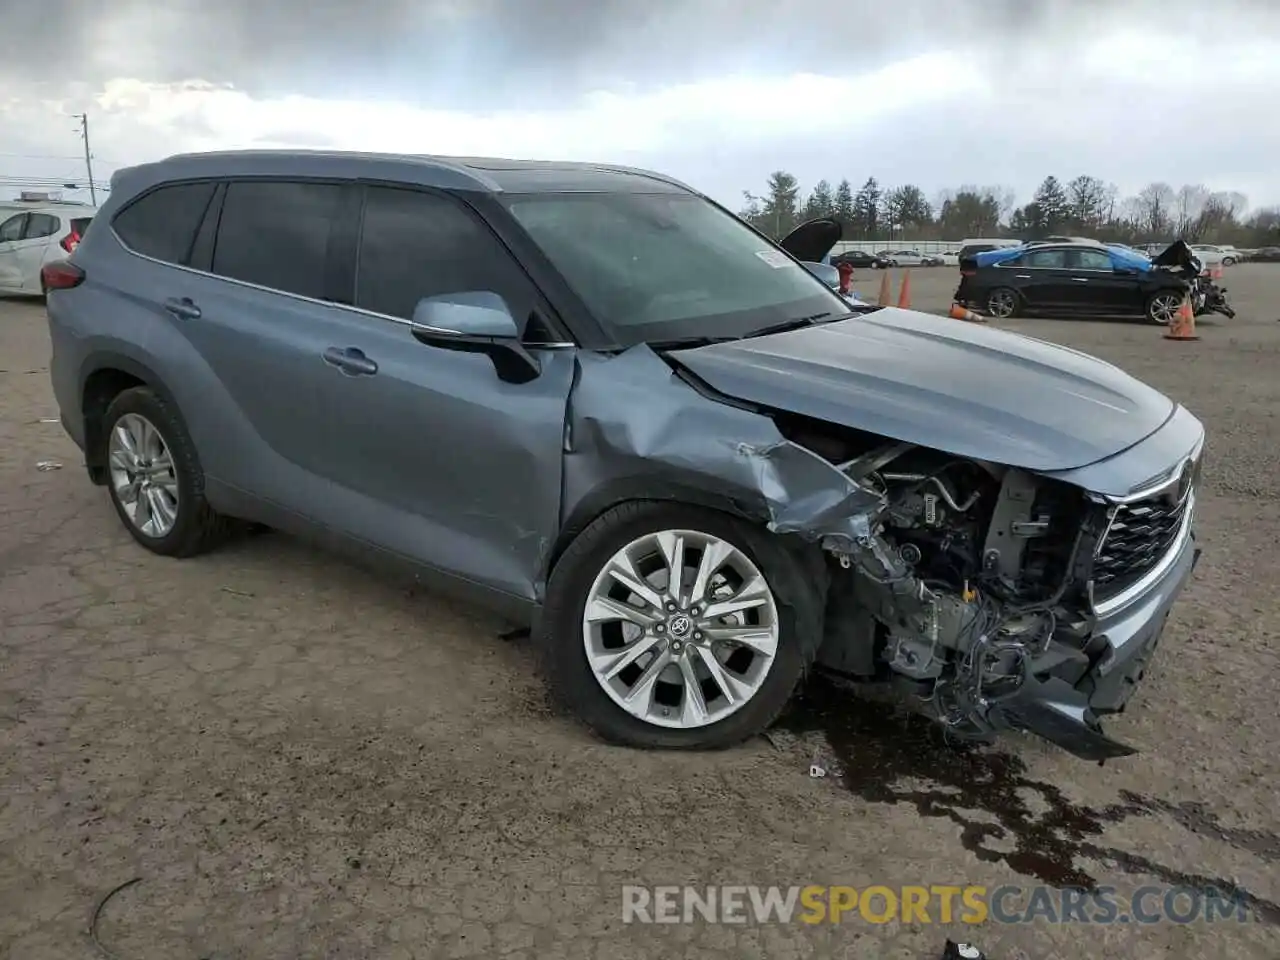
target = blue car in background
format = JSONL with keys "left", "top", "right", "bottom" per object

{"left": 956, "top": 239, "right": 1229, "bottom": 324}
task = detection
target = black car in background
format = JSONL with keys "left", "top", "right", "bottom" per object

{"left": 956, "top": 241, "right": 1197, "bottom": 324}
{"left": 1251, "top": 246, "right": 1280, "bottom": 262}
{"left": 829, "top": 249, "right": 880, "bottom": 269}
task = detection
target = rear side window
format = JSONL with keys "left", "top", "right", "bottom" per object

{"left": 1070, "top": 248, "right": 1113, "bottom": 271}
{"left": 212, "top": 181, "right": 343, "bottom": 300}
{"left": 0, "top": 214, "right": 26, "bottom": 243}
{"left": 355, "top": 186, "right": 533, "bottom": 322}
{"left": 70, "top": 217, "right": 93, "bottom": 237}
{"left": 1025, "top": 249, "right": 1067, "bottom": 269}
{"left": 113, "top": 182, "right": 217, "bottom": 264}
{"left": 24, "top": 213, "right": 59, "bottom": 239}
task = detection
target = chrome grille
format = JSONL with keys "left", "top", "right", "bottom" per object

{"left": 1093, "top": 489, "right": 1192, "bottom": 599}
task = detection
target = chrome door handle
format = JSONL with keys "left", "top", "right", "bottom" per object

{"left": 1071, "top": 277, "right": 1089, "bottom": 282}
{"left": 163, "top": 296, "right": 201, "bottom": 320}
{"left": 322, "top": 346, "right": 379, "bottom": 376}
{"left": 1015, "top": 274, "right": 1032, "bottom": 279}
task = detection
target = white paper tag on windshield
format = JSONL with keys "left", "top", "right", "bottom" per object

{"left": 754, "top": 249, "right": 791, "bottom": 269}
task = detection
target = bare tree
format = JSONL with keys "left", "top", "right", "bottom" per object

{"left": 1134, "top": 182, "right": 1176, "bottom": 237}
{"left": 1174, "top": 184, "right": 1209, "bottom": 235}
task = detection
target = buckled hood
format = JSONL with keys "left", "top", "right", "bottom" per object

{"left": 665, "top": 308, "right": 1176, "bottom": 473}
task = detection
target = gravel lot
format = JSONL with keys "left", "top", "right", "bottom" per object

{"left": 2, "top": 267, "right": 1278, "bottom": 959}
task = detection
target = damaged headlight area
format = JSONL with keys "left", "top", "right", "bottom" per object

{"left": 769, "top": 413, "right": 1129, "bottom": 759}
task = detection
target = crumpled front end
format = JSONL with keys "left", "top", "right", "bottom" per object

{"left": 558, "top": 343, "right": 1203, "bottom": 761}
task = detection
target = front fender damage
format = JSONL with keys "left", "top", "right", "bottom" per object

{"left": 562, "top": 344, "right": 886, "bottom": 546}
{"left": 559, "top": 345, "right": 1155, "bottom": 762}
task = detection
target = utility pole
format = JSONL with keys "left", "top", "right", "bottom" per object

{"left": 78, "top": 113, "right": 97, "bottom": 205}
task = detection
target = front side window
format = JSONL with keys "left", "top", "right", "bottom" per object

{"left": 1071, "top": 249, "right": 1113, "bottom": 271}
{"left": 355, "top": 186, "right": 536, "bottom": 323}
{"left": 504, "top": 191, "right": 846, "bottom": 346}
{"left": 113, "top": 182, "right": 217, "bottom": 264}
{"left": 212, "top": 181, "right": 343, "bottom": 300}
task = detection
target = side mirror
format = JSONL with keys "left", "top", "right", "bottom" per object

{"left": 409, "top": 291, "right": 541, "bottom": 384}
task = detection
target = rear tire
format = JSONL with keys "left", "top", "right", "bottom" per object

{"left": 987, "top": 287, "right": 1020, "bottom": 319}
{"left": 102, "top": 387, "right": 233, "bottom": 557}
{"left": 540, "top": 501, "right": 822, "bottom": 750}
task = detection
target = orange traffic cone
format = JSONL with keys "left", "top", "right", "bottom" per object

{"left": 897, "top": 270, "right": 912, "bottom": 309}
{"left": 1163, "top": 294, "right": 1199, "bottom": 341}
{"left": 949, "top": 303, "right": 987, "bottom": 323}
{"left": 877, "top": 271, "right": 893, "bottom": 306}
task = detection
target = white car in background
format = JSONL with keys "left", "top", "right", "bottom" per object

{"left": 1217, "top": 245, "right": 1245, "bottom": 264}
{"left": 1189, "top": 243, "right": 1228, "bottom": 267}
{"left": 877, "top": 249, "right": 926, "bottom": 267}
{"left": 0, "top": 198, "right": 97, "bottom": 297}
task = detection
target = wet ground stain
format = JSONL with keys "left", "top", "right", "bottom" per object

{"left": 776, "top": 674, "right": 1280, "bottom": 925}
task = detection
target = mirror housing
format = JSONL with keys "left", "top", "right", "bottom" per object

{"left": 409, "top": 292, "right": 541, "bottom": 384}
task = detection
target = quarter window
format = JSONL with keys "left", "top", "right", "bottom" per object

{"left": 212, "top": 181, "right": 344, "bottom": 300}
{"left": 113, "top": 182, "right": 217, "bottom": 264}
{"left": 355, "top": 186, "right": 535, "bottom": 323}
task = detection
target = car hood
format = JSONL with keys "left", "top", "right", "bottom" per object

{"left": 665, "top": 308, "right": 1176, "bottom": 473}
{"left": 1152, "top": 239, "right": 1196, "bottom": 269}
{"left": 778, "top": 217, "right": 842, "bottom": 264}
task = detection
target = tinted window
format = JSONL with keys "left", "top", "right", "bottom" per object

{"left": 355, "top": 186, "right": 534, "bottom": 322}
{"left": 212, "top": 181, "right": 343, "bottom": 299}
{"left": 1071, "top": 249, "right": 1113, "bottom": 271}
{"left": 0, "top": 214, "right": 26, "bottom": 243}
{"left": 113, "top": 182, "right": 216, "bottom": 263}
{"left": 1025, "top": 249, "right": 1067, "bottom": 268}
{"left": 24, "top": 213, "right": 59, "bottom": 239}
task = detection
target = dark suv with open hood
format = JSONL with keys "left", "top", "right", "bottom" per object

{"left": 44, "top": 151, "right": 1201, "bottom": 760}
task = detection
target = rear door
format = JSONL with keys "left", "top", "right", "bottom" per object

{"left": 0, "top": 212, "right": 29, "bottom": 289}
{"left": 15, "top": 213, "right": 61, "bottom": 290}
{"left": 989, "top": 246, "right": 1072, "bottom": 310}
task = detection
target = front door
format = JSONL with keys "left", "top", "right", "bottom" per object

{"left": 1062, "top": 247, "right": 1142, "bottom": 315}
{"left": 0, "top": 213, "right": 28, "bottom": 289}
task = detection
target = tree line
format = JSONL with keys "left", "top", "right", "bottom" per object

{"left": 739, "top": 172, "right": 1280, "bottom": 247}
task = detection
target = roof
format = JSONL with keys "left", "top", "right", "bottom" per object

{"left": 120, "top": 149, "right": 696, "bottom": 197}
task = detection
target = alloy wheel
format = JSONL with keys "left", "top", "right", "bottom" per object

{"left": 108, "top": 413, "right": 180, "bottom": 538}
{"left": 1149, "top": 293, "right": 1182, "bottom": 324}
{"left": 988, "top": 289, "right": 1017, "bottom": 319}
{"left": 581, "top": 529, "right": 779, "bottom": 729}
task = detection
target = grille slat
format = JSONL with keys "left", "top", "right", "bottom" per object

{"left": 1093, "top": 491, "right": 1191, "bottom": 599}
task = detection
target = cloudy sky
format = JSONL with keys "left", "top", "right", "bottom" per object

{"left": 2, "top": 0, "right": 1277, "bottom": 212}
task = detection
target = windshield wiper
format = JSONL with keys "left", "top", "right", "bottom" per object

{"left": 744, "top": 312, "right": 839, "bottom": 339}
{"left": 646, "top": 334, "right": 739, "bottom": 350}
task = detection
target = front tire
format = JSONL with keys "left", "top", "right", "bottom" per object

{"left": 1145, "top": 291, "right": 1182, "bottom": 326}
{"left": 102, "top": 387, "right": 232, "bottom": 557}
{"left": 540, "top": 501, "right": 821, "bottom": 749}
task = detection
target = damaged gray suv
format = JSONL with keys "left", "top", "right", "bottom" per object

{"left": 45, "top": 151, "right": 1202, "bottom": 760}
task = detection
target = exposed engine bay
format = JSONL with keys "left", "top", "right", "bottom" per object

{"left": 776, "top": 414, "right": 1120, "bottom": 754}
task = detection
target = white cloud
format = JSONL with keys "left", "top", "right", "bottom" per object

{"left": 2, "top": 31, "right": 1278, "bottom": 213}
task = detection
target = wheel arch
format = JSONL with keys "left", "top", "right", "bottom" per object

{"left": 78, "top": 351, "right": 186, "bottom": 484}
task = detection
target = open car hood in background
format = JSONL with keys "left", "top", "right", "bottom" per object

{"left": 1151, "top": 239, "right": 1196, "bottom": 269}
{"left": 778, "top": 217, "right": 843, "bottom": 264}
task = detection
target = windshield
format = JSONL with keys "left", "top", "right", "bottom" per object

{"left": 503, "top": 191, "right": 847, "bottom": 346}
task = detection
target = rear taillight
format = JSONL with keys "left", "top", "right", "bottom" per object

{"left": 59, "top": 230, "right": 81, "bottom": 253}
{"left": 41, "top": 260, "right": 85, "bottom": 291}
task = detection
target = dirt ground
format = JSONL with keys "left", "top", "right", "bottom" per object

{"left": 2, "top": 266, "right": 1278, "bottom": 960}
